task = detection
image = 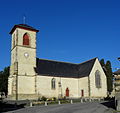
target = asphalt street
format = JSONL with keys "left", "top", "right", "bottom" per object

{"left": 6, "top": 102, "right": 113, "bottom": 113}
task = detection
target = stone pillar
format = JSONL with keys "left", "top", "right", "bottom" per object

{"left": 58, "top": 101, "right": 61, "bottom": 105}
{"left": 45, "top": 101, "right": 47, "bottom": 106}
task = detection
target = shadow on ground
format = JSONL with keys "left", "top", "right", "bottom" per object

{"left": 101, "top": 100, "right": 116, "bottom": 110}
{"left": 0, "top": 100, "right": 28, "bottom": 112}
{"left": 0, "top": 99, "right": 116, "bottom": 112}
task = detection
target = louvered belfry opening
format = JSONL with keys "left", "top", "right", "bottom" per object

{"left": 23, "top": 33, "right": 29, "bottom": 46}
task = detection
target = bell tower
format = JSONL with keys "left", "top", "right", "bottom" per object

{"left": 8, "top": 24, "right": 39, "bottom": 100}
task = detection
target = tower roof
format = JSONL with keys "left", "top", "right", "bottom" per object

{"left": 9, "top": 24, "right": 39, "bottom": 34}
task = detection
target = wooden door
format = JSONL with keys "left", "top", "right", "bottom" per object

{"left": 81, "top": 89, "right": 84, "bottom": 97}
{"left": 66, "top": 88, "right": 69, "bottom": 97}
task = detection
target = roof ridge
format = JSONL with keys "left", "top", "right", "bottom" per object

{"left": 37, "top": 57, "right": 97, "bottom": 65}
{"left": 78, "top": 57, "right": 97, "bottom": 65}
{"left": 36, "top": 57, "right": 98, "bottom": 78}
{"left": 10, "top": 24, "right": 39, "bottom": 34}
{"left": 18, "top": 24, "right": 34, "bottom": 28}
{"left": 37, "top": 58, "right": 78, "bottom": 65}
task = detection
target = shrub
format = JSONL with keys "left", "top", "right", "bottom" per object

{"left": 41, "top": 96, "right": 47, "bottom": 101}
{"left": 52, "top": 97, "right": 56, "bottom": 101}
{"left": 38, "top": 97, "right": 41, "bottom": 101}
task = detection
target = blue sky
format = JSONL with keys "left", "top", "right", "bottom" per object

{"left": 0, "top": 0, "right": 120, "bottom": 71}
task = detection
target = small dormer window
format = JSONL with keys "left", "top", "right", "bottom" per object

{"left": 23, "top": 33, "right": 29, "bottom": 46}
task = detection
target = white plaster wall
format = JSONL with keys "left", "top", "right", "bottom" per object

{"left": 61, "top": 77, "right": 78, "bottom": 98}
{"left": 114, "top": 75, "right": 120, "bottom": 91}
{"left": 17, "top": 47, "right": 36, "bottom": 76}
{"left": 9, "top": 27, "right": 37, "bottom": 97}
{"left": 36, "top": 76, "right": 79, "bottom": 98}
{"left": 12, "top": 28, "right": 36, "bottom": 48}
{"left": 10, "top": 65, "right": 14, "bottom": 75}
{"left": 18, "top": 76, "right": 35, "bottom": 94}
{"left": 8, "top": 77, "right": 13, "bottom": 95}
{"left": 36, "top": 76, "right": 58, "bottom": 98}
{"left": 78, "top": 77, "right": 89, "bottom": 97}
{"left": 11, "top": 27, "right": 36, "bottom": 76}
{"left": 11, "top": 47, "right": 17, "bottom": 65}
{"left": 89, "top": 58, "right": 107, "bottom": 97}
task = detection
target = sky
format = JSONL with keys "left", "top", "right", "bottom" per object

{"left": 0, "top": 0, "right": 120, "bottom": 71}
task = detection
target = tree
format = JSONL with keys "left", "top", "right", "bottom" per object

{"left": 105, "top": 61, "right": 113, "bottom": 93}
{"left": 100, "top": 59, "right": 107, "bottom": 73}
{"left": 0, "top": 67, "right": 10, "bottom": 96}
{"left": 0, "top": 71, "right": 3, "bottom": 93}
{"left": 100, "top": 59, "right": 113, "bottom": 95}
{"left": 100, "top": 59, "right": 105, "bottom": 67}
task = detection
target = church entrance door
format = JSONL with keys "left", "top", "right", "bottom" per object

{"left": 81, "top": 89, "right": 84, "bottom": 97}
{"left": 66, "top": 88, "right": 69, "bottom": 97}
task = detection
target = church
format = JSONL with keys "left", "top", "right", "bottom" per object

{"left": 8, "top": 24, "right": 107, "bottom": 100}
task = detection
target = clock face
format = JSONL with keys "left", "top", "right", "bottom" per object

{"left": 24, "top": 52, "right": 29, "bottom": 58}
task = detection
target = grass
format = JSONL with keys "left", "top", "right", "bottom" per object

{"left": 112, "top": 110, "right": 120, "bottom": 113}
{"left": 31, "top": 98, "right": 99, "bottom": 106}
{"left": 32, "top": 100, "right": 71, "bottom": 106}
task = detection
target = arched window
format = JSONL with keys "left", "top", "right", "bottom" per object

{"left": 51, "top": 78, "right": 56, "bottom": 89}
{"left": 95, "top": 70, "right": 101, "bottom": 88}
{"left": 23, "top": 33, "right": 30, "bottom": 46}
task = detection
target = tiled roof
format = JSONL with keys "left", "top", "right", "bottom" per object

{"left": 10, "top": 24, "right": 39, "bottom": 34}
{"left": 77, "top": 58, "right": 96, "bottom": 77}
{"left": 114, "top": 69, "right": 120, "bottom": 75}
{"left": 18, "top": 24, "right": 37, "bottom": 30}
{"left": 35, "top": 58, "right": 97, "bottom": 78}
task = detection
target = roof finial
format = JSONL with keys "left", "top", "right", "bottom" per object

{"left": 23, "top": 15, "right": 26, "bottom": 24}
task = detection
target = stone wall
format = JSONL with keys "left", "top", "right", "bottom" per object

{"left": 89, "top": 58, "right": 107, "bottom": 98}
{"left": 78, "top": 77, "right": 89, "bottom": 97}
{"left": 36, "top": 75, "right": 79, "bottom": 98}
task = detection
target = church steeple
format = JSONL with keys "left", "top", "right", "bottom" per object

{"left": 10, "top": 24, "right": 39, "bottom": 74}
{"left": 8, "top": 24, "right": 39, "bottom": 99}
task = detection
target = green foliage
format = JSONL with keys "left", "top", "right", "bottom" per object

{"left": 0, "top": 67, "right": 10, "bottom": 96}
{"left": 100, "top": 59, "right": 107, "bottom": 74}
{"left": 52, "top": 97, "right": 56, "bottom": 101}
{"left": 100, "top": 59, "right": 105, "bottom": 67}
{"left": 100, "top": 59, "right": 113, "bottom": 94}
{"left": 105, "top": 61, "right": 113, "bottom": 93}
{"left": 41, "top": 96, "right": 47, "bottom": 101}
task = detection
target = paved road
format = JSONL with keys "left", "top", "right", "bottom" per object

{"left": 6, "top": 102, "right": 113, "bottom": 113}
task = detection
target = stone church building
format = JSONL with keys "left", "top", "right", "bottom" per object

{"left": 8, "top": 24, "right": 107, "bottom": 100}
